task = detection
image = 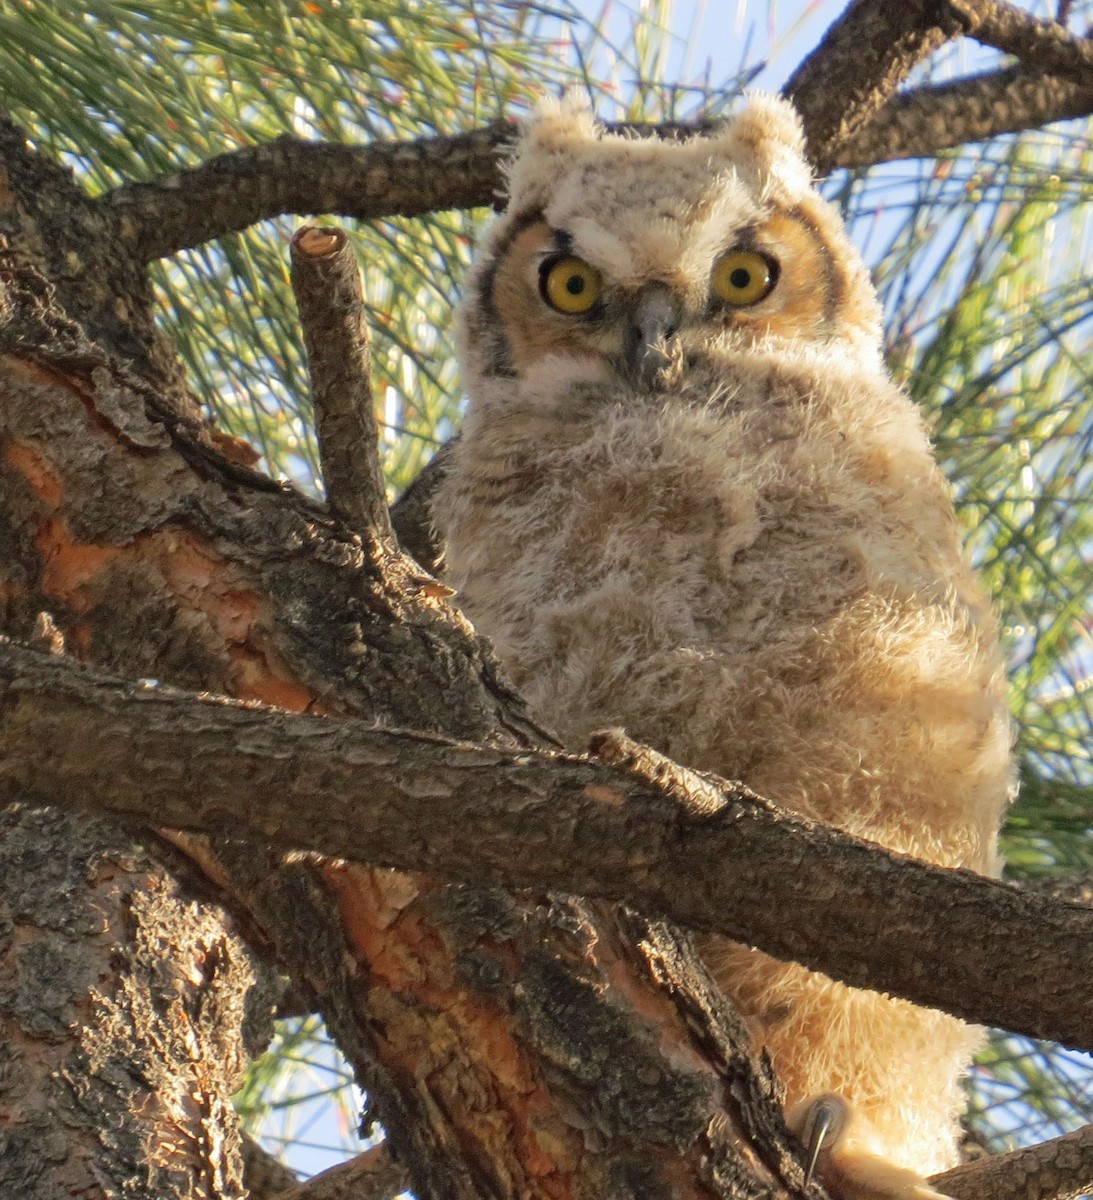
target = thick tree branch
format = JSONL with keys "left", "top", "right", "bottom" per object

{"left": 937, "top": 1121, "right": 1093, "bottom": 1200}
{"left": 103, "top": 48, "right": 1093, "bottom": 263}
{"left": 106, "top": 127, "right": 515, "bottom": 263}
{"left": 2, "top": 638, "right": 1091, "bottom": 1054}
{"left": 782, "top": 0, "right": 965, "bottom": 168}
{"left": 290, "top": 225, "right": 393, "bottom": 542}
{"left": 948, "top": 0, "right": 1093, "bottom": 84}
{"left": 833, "top": 65, "right": 1093, "bottom": 168}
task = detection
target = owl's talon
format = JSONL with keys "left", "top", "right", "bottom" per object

{"left": 800, "top": 1094, "right": 848, "bottom": 1187}
{"left": 789, "top": 1094, "right": 955, "bottom": 1200}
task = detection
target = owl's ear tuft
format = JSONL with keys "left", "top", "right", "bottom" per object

{"left": 717, "top": 93, "right": 812, "bottom": 201}
{"left": 503, "top": 91, "right": 600, "bottom": 210}
{"left": 521, "top": 91, "right": 600, "bottom": 151}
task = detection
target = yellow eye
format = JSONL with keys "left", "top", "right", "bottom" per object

{"left": 540, "top": 255, "right": 603, "bottom": 314}
{"left": 712, "top": 250, "right": 776, "bottom": 306}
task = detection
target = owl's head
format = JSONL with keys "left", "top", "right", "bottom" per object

{"left": 458, "top": 93, "right": 883, "bottom": 414}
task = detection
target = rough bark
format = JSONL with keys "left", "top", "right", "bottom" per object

{"left": 107, "top": 127, "right": 516, "bottom": 265}
{"left": 0, "top": 803, "right": 268, "bottom": 1200}
{"left": 948, "top": 0, "right": 1093, "bottom": 83}
{"left": 939, "top": 1123, "right": 1093, "bottom": 1200}
{"left": 0, "top": 120, "right": 802, "bottom": 1200}
{"left": 3, "top": 643, "right": 1093, "bottom": 1053}
{"left": 242, "top": 1137, "right": 301, "bottom": 1198}
{"left": 834, "top": 65, "right": 1093, "bottom": 168}
{"left": 274, "top": 1143, "right": 408, "bottom": 1200}
{"left": 784, "top": 0, "right": 966, "bottom": 167}
{"left": 0, "top": 113, "right": 274, "bottom": 1200}
{"left": 2, "top": 4, "right": 1093, "bottom": 1198}
{"left": 290, "top": 225, "right": 393, "bottom": 542}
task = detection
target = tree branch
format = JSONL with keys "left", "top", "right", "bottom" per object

{"left": 937, "top": 1121, "right": 1093, "bottom": 1200}
{"left": 290, "top": 225, "right": 393, "bottom": 542}
{"left": 948, "top": 0, "right": 1093, "bottom": 85}
{"left": 242, "top": 1136, "right": 300, "bottom": 1199}
{"left": 106, "top": 127, "right": 515, "bottom": 263}
{"left": 833, "top": 65, "right": 1093, "bottom": 168}
{"left": 274, "top": 1143, "right": 409, "bottom": 1200}
{"left": 103, "top": 120, "right": 705, "bottom": 263}
{"left": 2, "top": 638, "right": 1091, "bottom": 1053}
{"left": 103, "top": 42, "right": 1093, "bottom": 264}
{"left": 783, "top": 0, "right": 966, "bottom": 169}
{"left": 390, "top": 443, "right": 452, "bottom": 574}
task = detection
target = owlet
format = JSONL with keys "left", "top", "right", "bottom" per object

{"left": 435, "top": 94, "right": 1013, "bottom": 1200}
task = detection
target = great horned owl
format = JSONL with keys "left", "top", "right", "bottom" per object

{"left": 434, "top": 94, "right": 1013, "bottom": 1200}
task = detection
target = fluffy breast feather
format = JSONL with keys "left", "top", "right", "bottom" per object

{"left": 440, "top": 346, "right": 1009, "bottom": 873}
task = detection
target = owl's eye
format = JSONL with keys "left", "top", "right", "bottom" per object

{"left": 540, "top": 255, "right": 603, "bottom": 315}
{"left": 712, "top": 250, "right": 777, "bottom": 306}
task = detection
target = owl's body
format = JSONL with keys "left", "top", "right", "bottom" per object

{"left": 436, "top": 96, "right": 1012, "bottom": 1198}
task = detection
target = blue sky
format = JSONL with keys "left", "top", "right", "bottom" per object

{"left": 568, "top": 0, "right": 846, "bottom": 105}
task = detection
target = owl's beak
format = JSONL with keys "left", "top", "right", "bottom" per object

{"left": 625, "top": 285, "right": 683, "bottom": 387}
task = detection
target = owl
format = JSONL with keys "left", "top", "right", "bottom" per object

{"left": 434, "top": 94, "right": 1013, "bottom": 1200}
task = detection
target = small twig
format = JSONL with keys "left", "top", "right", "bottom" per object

{"left": 948, "top": 0, "right": 1093, "bottom": 85}
{"left": 935, "top": 1121, "right": 1093, "bottom": 1200}
{"left": 290, "top": 225, "right": 392, "bottom": 542}
{"left": 272, "top": 1143, "right": 409, "bottom": 1200}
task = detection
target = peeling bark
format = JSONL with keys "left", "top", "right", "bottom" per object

{"left": 0, "top": 804, "right": 268, "bottom": 1200}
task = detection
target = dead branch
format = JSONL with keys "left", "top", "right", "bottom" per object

{"left": 290, "top": 225, "right": 392, "bottom": 542}
{"left": 2, "top": 639, "right": 1091, "bottom": 1053}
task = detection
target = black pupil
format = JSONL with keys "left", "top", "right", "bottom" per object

{"left": 565, "top": 274, "right": 586, "bottom": 296}
{"left": 730, "top": 267, "right": 752, "bottom": 290}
